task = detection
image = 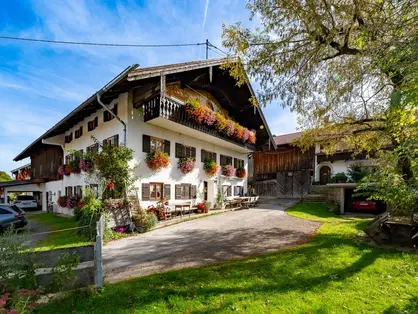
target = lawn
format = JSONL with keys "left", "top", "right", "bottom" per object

{"left": 29, "top": 213, "right": 91, "bottom": 251}
{"left": 39, "top": 203, "right": 418, "bottom": 313}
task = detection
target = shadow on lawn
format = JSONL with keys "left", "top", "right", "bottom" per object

{"left": 41, "top": 218, "right": 407, "bottom": 314}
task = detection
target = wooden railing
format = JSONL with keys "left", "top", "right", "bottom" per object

{"left": 143, "top": 95, "right": 256, "bottom": 150}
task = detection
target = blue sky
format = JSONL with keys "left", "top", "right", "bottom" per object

{"left": 0, "top": 0, "right": 297, "bottom": 174}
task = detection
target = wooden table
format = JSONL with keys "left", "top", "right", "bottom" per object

{"left": 173, "top": 202, "right": 192, "bottom": 217}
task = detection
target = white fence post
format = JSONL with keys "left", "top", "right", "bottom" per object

{"left": 95, "top": 215, "right": 104, "bottom": 290}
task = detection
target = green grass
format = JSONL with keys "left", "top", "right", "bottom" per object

{"left": 39, "top": 203, "right": 418, "bottom": 313}
{"left": 29, "top": 213, "right": 91, "bottom": 251}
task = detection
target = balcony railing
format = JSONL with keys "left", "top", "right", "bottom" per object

{"left": 144, "top": 95, "right": 256, "bottom": 150}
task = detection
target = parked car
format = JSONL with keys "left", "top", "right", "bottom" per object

{"left": 352, "top": 200, "right": 377, "bottom": 211}
{"left": 14, "top": 195, "right": 38, "bottom": 210}
{"left": 0, "top": 204, "right": 27, "bottom": 233}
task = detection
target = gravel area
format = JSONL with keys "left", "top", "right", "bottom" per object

{"left": 103, "top": 199, "right": 321, "bottom": 283}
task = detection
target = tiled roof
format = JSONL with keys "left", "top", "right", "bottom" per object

{"left": 273, "top": 131, "right": 302, "bottom": 146}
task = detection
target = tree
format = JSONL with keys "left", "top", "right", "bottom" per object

{"left": 222, "top": 0, "right": 418, "bottom": 214}
{"left": 0, "top": 171, "right": 12, "bottom": 182}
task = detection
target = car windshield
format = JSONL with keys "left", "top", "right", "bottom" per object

{"left": 17, "top": 196, "right": 35, "bottom": 201}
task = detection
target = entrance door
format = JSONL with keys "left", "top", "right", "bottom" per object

{"left": 203, "top": 181, "right": 208, "bottom": 201}
{"left": 320, "top": 166, "right": 331, "bottom": 185}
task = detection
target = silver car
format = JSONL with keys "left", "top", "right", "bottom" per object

{"left": 0, "top": 204, "right": 27, "bottom": 233}
{"left": 14, "top": 195, "right": 38, "bottom": 210}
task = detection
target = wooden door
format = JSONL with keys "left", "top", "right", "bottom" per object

{"left": 320, "top": 166, "right": 331, "bottom": 185}
{"left": 203, "top": 181, "right": 208, "bottom": 201}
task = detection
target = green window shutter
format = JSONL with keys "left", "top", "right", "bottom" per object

{"left": 143, "top": 135, "right": 151, "bottom": 153}
{"left": 175, "top": 143, "right": 183, "bottom": 158}
{"left": 164, "top": 140, "right": 171, "bottom": 156}
{"left": 175, "top": 184, "right": 182, "bottom": 200}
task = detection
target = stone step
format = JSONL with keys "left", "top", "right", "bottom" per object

{"left": 302, "top": 194, "right": 328, "bottom": 203}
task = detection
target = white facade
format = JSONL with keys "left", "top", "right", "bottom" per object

{"left": 26, "top": 91, "right": 249, "bottom": 213}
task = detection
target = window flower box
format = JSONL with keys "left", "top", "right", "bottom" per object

{"left": 146, "top": 151, "right": 170, "bottom": 171}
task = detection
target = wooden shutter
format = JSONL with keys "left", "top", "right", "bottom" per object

{"left": 164, "top": 140, "right": 171, "bottom": 156}
{"left": 175, "top": 184, "right": 182, "bottom": 199}
{"left": 164, "top": 184, "right": 171, "bottom": 200}
{"left": 141, "top": 183, "right": 150, "bottom": 201}
{"left": 94, "top": 117, "right": 98, "bottom": 128}
{"left": 201, "top": 149, "right": 206, "bottom": 163}
{"left": 191, "top": 147, "right": 196, "bottom": 158}
{"left": 234, "top": 158, "right": 238, "bottom": 168}
{"left": 143, "top": 135, "right": 151, "bottom": 153}
{"left": 191, "top": 185, "right": 197, "bottom": 199}
{"left": 114, "top": 134, "right": 119, "bottom": 147}
{"left": 175, "top": 143, "right": 183, "bottom": 158}
{"left": 88, "top": 121, "right": 92, "bottom": 131}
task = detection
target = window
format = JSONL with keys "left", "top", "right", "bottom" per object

{"left": 201, "top": 149, "right": 216, "bottom": 163}
{"left": 175, "top": 143, "right": 196, "bottom": 158}
{"left": 103, "top": 134, "right": 119, "bottom": 147}
{"left": 104, "top": 104, "right": 118, "bottom": 122}
{"left": 65, "top": 186, "right": 73, "bottom": 197}
{"left": 150, "top": 183, "right": 163, "bottom": 201}
{"left": 65, "top": 133, "right": 73, "bottom": 144}
{"left": 234, "top": 158, "right": 244, "bottom": 169}
{"left": 234, "top": 186, "right": 243, "bottom": 196}
{"left": 142, "top": 135, "right": 170, "bottom": 155}
{"left": 90, "top": 184, "right": 99, "bottom": 198}
{"left": 88, "top": 117, "right": 99, "bottom": 131}
{"left": 175, "top": 184, "right": 197, "bottom": 200}
{"left": 222, "top": 185, "right": 232, "bottom": 197}
{"left": 87, "top": 143, "right": 99, "bottom": 154}
{"left": 65, "top": 153, "right": 73, "bottom": 165}
{"left": 220, "top": 155, "right": 233, "bottom": 166}
{"left": 75, "top": 126, "right": 83, "bottom": 139}
{"left": 74, "top": 186, "right": 83, "bottom": 197}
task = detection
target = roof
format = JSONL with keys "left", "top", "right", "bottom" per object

{"left": 10, "top": 163, "right": 31, "bottom": 173}
{"left": 273, "top": 131, "right": 302, "bottom": 146}
{"left": 14, "top": 58, "right": 276, "bottom": 161}
{"left": 0, "top": 180, "right": 34, "bottom": 188}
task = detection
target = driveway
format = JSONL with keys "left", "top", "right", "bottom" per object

{"left": 103, "top": 199, "right": 321, "bottom": 283}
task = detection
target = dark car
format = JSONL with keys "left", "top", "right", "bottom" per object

{"left": 0, "top": 204, "right": 27, "bottom": 233}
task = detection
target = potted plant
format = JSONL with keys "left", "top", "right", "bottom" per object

{"left": 178, "top": 157, "right": 195, "bottom": 174}
{"left": 235, "top": 166, "right": 247, "bottom": 178}
{"left": 331, "top": 172, "right": 348, "bottom": 183}
{"left": 196, "top": 202, "right": 208, "bottom": 214}
{"left": 203, "top": 158, "right": 219, "bottom": 177}
{"left": 222, "top": 164, "right": 235, "bottom": 177}
{"left": 147, "top": 205, "right": 166, "bottom": 221}
{"left": 146, "top": 151, "right": 170, "bottom": 171}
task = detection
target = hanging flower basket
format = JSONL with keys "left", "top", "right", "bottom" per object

{"left": 79, "top": 159, "right": 93, "bottom": 172}
{"left": 236, "top": 167, "right": 247, "bottom": 178}
{"left": 178, "top": 157, "right": 195, "bottom": 174}
{"left": 203, "top": 158, "right": 219, "bottom": 177}
{"left": 248, "top": 130, "right": 256, "bottom": 144}
{"left": 146, "top": 151, "right": 170, "bottom": 171}
{"left": 222, "top": 165, "right": 235, "bottom": 177}
{"left": 58, "top": 165, "right": 71, "bottom": 176}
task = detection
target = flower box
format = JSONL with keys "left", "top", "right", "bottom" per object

{"left": 221, "top": 165, "right": 235, "bottom": 177}
{"left": 146, "top": 151, "right": 170, "bottom": 171}
{"left": 203, "top": 158, "right": 219, "bottom": 177}
{"left": 178, "top": 157, "right": 195, "bottom": 174}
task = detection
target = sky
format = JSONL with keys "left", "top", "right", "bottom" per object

{"left": 0, "top": 0, "right": 297, "bottom": 174}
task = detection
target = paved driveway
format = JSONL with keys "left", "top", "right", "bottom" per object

{"left": 103, "top": 200, "right": 321, "bottom": 283}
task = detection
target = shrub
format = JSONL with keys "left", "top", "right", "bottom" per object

{"left": 236, "top": 167, "right": 247, "bottom": 178}
{"left": 146, "top": 151, "right": 170, "bottom": 171}
{"left": 178, "top": 157, "right": 195, "bottom": 174}
{"left": 329, "top": 172, "right": 348, "bottom": 183}
{"left": 222, "top": 165, "right": 235, "bottom": 177}
{"left": 132, "top": 208, "right": 157, "bottom": 232}
{"left": 203, "top": 158, "right": 219, "bottom": 177}
{"left": 347, "top": 163, "right": 373, "bottom": 183}
{"left": 147, "top": 205, "right": 165, "bottom": 221}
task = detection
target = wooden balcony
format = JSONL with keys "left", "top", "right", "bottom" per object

{"left": 143, "top": 95, "right": 256, "bottom": 152}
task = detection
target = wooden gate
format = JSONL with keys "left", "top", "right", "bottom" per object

{"left": 253, "top": 170, "right": 311, "bottom": 199}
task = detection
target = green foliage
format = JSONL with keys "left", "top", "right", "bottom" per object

{"left": 329, "top": 172, "right": 348, "bottom": 183}
{"left": 347, "top": 163, "right": 373, "bottom": 183}
{"left": 47, "top": 253, "right": 80, "bottom": 293}
{"left": 77, "top": 189, "right": 105, "bottom": 241}
{"left": 38, "top": 203, "right": 418, "bottom": 314}
{"left": 0, "top": 171, "right": 12, "bottom": 182}
{"left": 223, "top": 0, "right": 418, "bottom": 215}
{"left": 132, "top": 208, "right": 157, "bottom": 233}
{"left": 0, "top": 227, "right": 36, "bottom": 293}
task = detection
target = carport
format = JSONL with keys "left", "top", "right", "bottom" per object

{"left": 0, "top": 180, "right": 46, "bottom": 211}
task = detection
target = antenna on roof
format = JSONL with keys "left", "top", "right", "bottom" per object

{"left": 205, "top": 39, "right": 209, "bottom": 59}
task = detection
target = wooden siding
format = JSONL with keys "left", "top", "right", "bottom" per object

{"left": 253, "top": 147, "right": 314, "bottom": 176}
{"left": 31, "top": 146, "right": 63, "bottom": 181}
